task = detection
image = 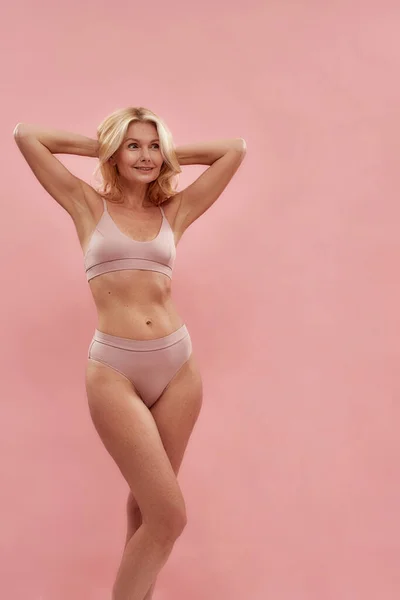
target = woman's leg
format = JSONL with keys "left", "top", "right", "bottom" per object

{"left": 113, "top": 523, "right": 179, "bottom": 600}
{"left": 86, "top": 357, "right": 187, "bottom": 600}
{"left": 124, "top": 501, "right": 157, "bottom": 600}
{"left": 87, "top": 325, "right": 202, "bottom": 600}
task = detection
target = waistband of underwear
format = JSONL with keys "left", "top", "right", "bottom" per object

{"left": 92, "top": 323, "right": 189, "bottom": 352}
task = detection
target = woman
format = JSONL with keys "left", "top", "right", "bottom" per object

{"left": 13, "top": 106, "right": 246, "bottom": 600}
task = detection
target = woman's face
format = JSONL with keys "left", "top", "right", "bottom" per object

{"left": 111, "top": 120, "right": 164, "bottom": 183}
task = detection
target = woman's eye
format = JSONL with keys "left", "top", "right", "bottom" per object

{"left": 128, "top": 143, "right": 159, "bottom": 149}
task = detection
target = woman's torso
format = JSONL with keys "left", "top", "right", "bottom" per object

{"left": 73, "top": 186, "right": 185, "bottom": 340}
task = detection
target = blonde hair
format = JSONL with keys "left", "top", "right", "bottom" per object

{"left": 92, "top": 106, "right": 182, "bottom": 206}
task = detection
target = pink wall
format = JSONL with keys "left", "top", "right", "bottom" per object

{"left": 2, "top": 0, "right": 400, "bottom": 598}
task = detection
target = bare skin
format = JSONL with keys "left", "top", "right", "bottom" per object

{"left": 80, "top": 186, "right": 203, "bottom": 600}
{"left": 77, "top": 187, "right": 186, "bottom": 339}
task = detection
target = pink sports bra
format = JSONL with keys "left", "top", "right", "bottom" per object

{"left": 84, "top": 198, "right": 176, "bottom": 282}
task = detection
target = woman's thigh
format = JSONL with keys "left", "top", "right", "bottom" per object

{"left": 85, "top": 360, "right": 187, "bottom": 541}
{"left": 126, "top": 352, "right": 203, "bottom": 517}
{"left": 150, "top": 352, "right": 203, "bottom": 474}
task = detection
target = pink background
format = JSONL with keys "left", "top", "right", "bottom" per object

{"left": 2, "top": 0, "right": 400, "bottom": 598}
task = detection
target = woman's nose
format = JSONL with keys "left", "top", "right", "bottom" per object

{"left": 140, "top": 149, "right": 151, "bottom": 160}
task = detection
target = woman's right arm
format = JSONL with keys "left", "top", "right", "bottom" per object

{"left": 13, "top": 123, "right": 99, "bottom": 218}
{"left": 14, "top": 123, "right": 99, "bottom": 157}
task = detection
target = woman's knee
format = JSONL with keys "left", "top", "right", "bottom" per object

{"left": 127, "top": 490, "right": 187, "bottom": 542}
{"left": 146, "top": 502, "right": 187, "bottom": 543}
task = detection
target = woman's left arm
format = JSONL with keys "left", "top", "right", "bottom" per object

{"left": 175, "top": 138, "right": 246, "bottom": 166}
{"left": 172, "top": 138, "right": 247, "bottom": 236}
